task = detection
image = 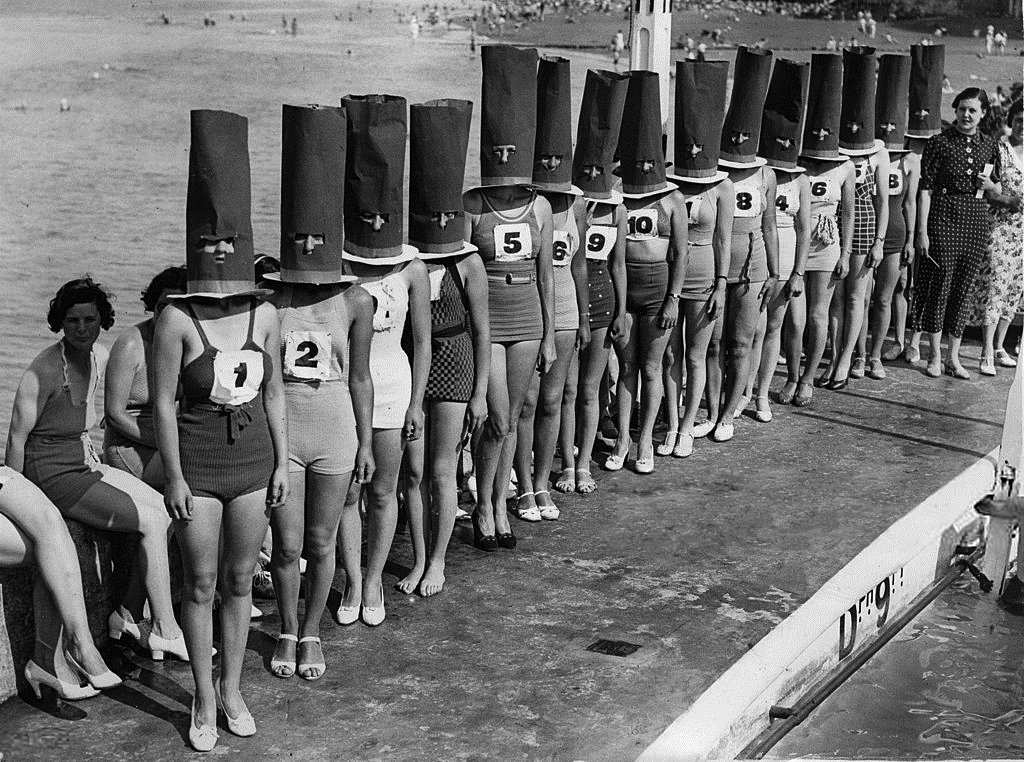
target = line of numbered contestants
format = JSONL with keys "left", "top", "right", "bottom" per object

{"left": 4, "top": 42, "right": 1022, "bottom": 752}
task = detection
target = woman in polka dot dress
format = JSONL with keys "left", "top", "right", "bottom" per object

{"left": 910, "top": 87, "right": 1001, "bottom": 379}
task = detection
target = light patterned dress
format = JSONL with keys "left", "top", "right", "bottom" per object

{"left": 966, "top": 139, "right": 1024, "bottom": 326}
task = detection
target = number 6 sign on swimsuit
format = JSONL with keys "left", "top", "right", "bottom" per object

{"left": 493, "top": 222, "right": 533, "bottom": 262}
{"left": 210, "top": 349, "right": 264, "bottom": 405}
{"left": 585, "top": 225, "right": 617, "bottom": 261}
{"left": 284, "top": 330, "right": 332, "bottom": 381}
{"left": 552, "top": 230, "right": 571, "bottom": 265}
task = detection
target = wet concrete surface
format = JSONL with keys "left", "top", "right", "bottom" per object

{"left": 0, "top": 355, "right": 1014, "bottom": 761}
{"left": 769, "top": 575, "right": 1024, "bottom": 760}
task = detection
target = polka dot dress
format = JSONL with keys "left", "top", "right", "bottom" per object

{"left": 909, "top": 127, "right": 1000, "bottom": 338}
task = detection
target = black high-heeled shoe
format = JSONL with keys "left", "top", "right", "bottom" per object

{"left": 495, "top": 528, "right": 517, "bottom": 549}
{"left": 471, "top": 512, "right": 498, "bottom": 552}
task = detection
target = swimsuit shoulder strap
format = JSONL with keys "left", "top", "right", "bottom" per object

{"left": 243, "top": 298, "right": 259, "bottom": 350}
{"left": 184, "top": 302, "right": 213, "bottom": 350}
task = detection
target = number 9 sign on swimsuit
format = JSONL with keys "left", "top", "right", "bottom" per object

{"left": 493, "top": 222, "right": 533, "bottom": 263}
{"left": 284, "top": 330, "right": 332, "bottom": 381}
{"left": 210, "top": 349, "right": 264, "bottom": 405}
{"left": 585, "top": 225, "right": 616, "bottom": 261}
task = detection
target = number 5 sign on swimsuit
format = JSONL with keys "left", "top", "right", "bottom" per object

{"left": 493, "top": 222, "right": 533, "bottom": 262}
{"left": 284, "top": 330, "right": 332, "bottom": 381}
{"left": 585, "top": 225, "right": 616, "bottom": 261}
{"left": 626, "top": 208, "right": 658, "bottom": 240}
{"left": 210, "top": 349, "right": 264, "bottom": 406}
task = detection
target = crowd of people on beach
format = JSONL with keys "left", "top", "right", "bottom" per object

{"left": 1, "top": 39, "right": 1021, "bottom": 752}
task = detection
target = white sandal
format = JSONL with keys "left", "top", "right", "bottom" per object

{"left": 512, "top": 492, "right": 542, "bottom": 522}
{"left": 656, "top": 431, "right": 678, "bottom": 456}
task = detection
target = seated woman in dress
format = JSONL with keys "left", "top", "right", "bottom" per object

{"left": 0, "top": 466, "right": 119, "bottom": 698}
{"left": 6, "top": 277, "right": 185, "bottom": 664}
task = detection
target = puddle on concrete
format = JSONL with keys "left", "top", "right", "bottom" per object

{"left": 768, "top": 575, "right": 1024, "bottom": 759}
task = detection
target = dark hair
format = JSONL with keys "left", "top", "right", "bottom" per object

{"left": 952, "top": 87, "right": 990, "bottom": 112}
{"left": 1008, "top": 99, "right": 1023, "bottom": 124}
{"left": 47, "top": 276, "right": 115, "bottom": 333}
{"left": 140, "top": 265, "right": 187, "bottom": 312}
{"left": 952, "top": 88, "right": 996, "bottom": 135}
{"left": 254, "top": 255, "right": 280, "bottom": 285}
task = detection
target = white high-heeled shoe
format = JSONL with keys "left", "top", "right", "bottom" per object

{"left": 24, "top": 659, "right": 99, "bottom": 701}
{"left": 108, "top": 606, "right": 143, "bottom": 643}
{"left": 64, "top": 649, "right": 122, "bottom": 689}
{"left": 361, "top": 583, "right": 386, "bottom": 627}
{"left": 139, "top": 622, "right": 190, "bottom": 662}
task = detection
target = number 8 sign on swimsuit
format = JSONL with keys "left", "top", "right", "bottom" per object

{"left": 210, "top": 349, "right": 264, "bottom": 405}
{"left": 493, "top": 222, "right": 533, "bottom": 263}
{"left": 284, "top": 330, "right": 332, "bottom": 381}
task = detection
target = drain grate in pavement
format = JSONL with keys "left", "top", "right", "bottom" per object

{"left": 586, "top": 639, "right": 642, "bottom": 657}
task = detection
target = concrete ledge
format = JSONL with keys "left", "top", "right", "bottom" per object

{"left": 638, "top": 448, "right": 998, "bottom": 762}
{"left": 0, "top": 521, "right": 116, "bottom": 703}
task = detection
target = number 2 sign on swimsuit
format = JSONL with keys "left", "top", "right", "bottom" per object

{"left": 210, "top": 349, "right": 264, "bottom": 405}
{"left": 493, "top": 222, "right": 533, "bottom": 263}
{"left": 284, "top": 330, "right": 332, "bottom": 381}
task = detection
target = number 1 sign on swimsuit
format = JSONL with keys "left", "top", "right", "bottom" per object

{"left": 493, "top": 222, "right": 533, "bottom": 263}
{"left": 210, "top": 350, "right": 264, "bottom": 405}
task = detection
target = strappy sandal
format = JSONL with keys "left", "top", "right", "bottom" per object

{"left": 535, "top": 490, "right": 560, "bottom": 521}
{"left": 575, "top": 469, "right": 597, "bottom": 494}
{"left": 553, "top": 468, "right": 575, "bottom": 493}
{"left": 270, "top": 634, "right": 297, "bottom": 679}
{"left": 297, "top": 636, "right": 326, "bottom": 681}
{"left": 656, "top": 430, "right": 678, "bottom": 456}
{"left": 512, "top": 492, "right": 542, "bottom": 522}
{"left": 777, "top": 381, "right": 797, "bottom": 405}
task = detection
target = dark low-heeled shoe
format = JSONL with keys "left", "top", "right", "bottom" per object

{"left": 471, "top": 512, "right": 498, "bottom": 552}
{"left": 495, "top": 530, "right": 517, "bottom": 549}
{"left": 827, "top": 376, "right": 849, "bottom": 391}
{"left": 814, "top": 372, "right": 832, "bottom": 388}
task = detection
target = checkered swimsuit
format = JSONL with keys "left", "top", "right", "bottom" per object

{"left": 850, "top": 157, "right": 877, "bottom": 255}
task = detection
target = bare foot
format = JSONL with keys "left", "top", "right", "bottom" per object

{"left": 575, "top": 468, "right": 597, "bottom": 494}
{"left": 554, "top": 467, "right": 575, "bottom": 493}
{"left": 418, "top": 563, "right": 446, "bottom": 597}
{"left": 396, "top": 567, "right": 424, "bottom": 595}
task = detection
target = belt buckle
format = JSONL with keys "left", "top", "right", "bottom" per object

{"left": 505, "top": 272, "right": 513, "bottom": 285}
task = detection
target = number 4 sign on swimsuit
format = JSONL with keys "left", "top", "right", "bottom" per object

{"left": 284, "top": 330, "right": 332, "bottom": 381}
